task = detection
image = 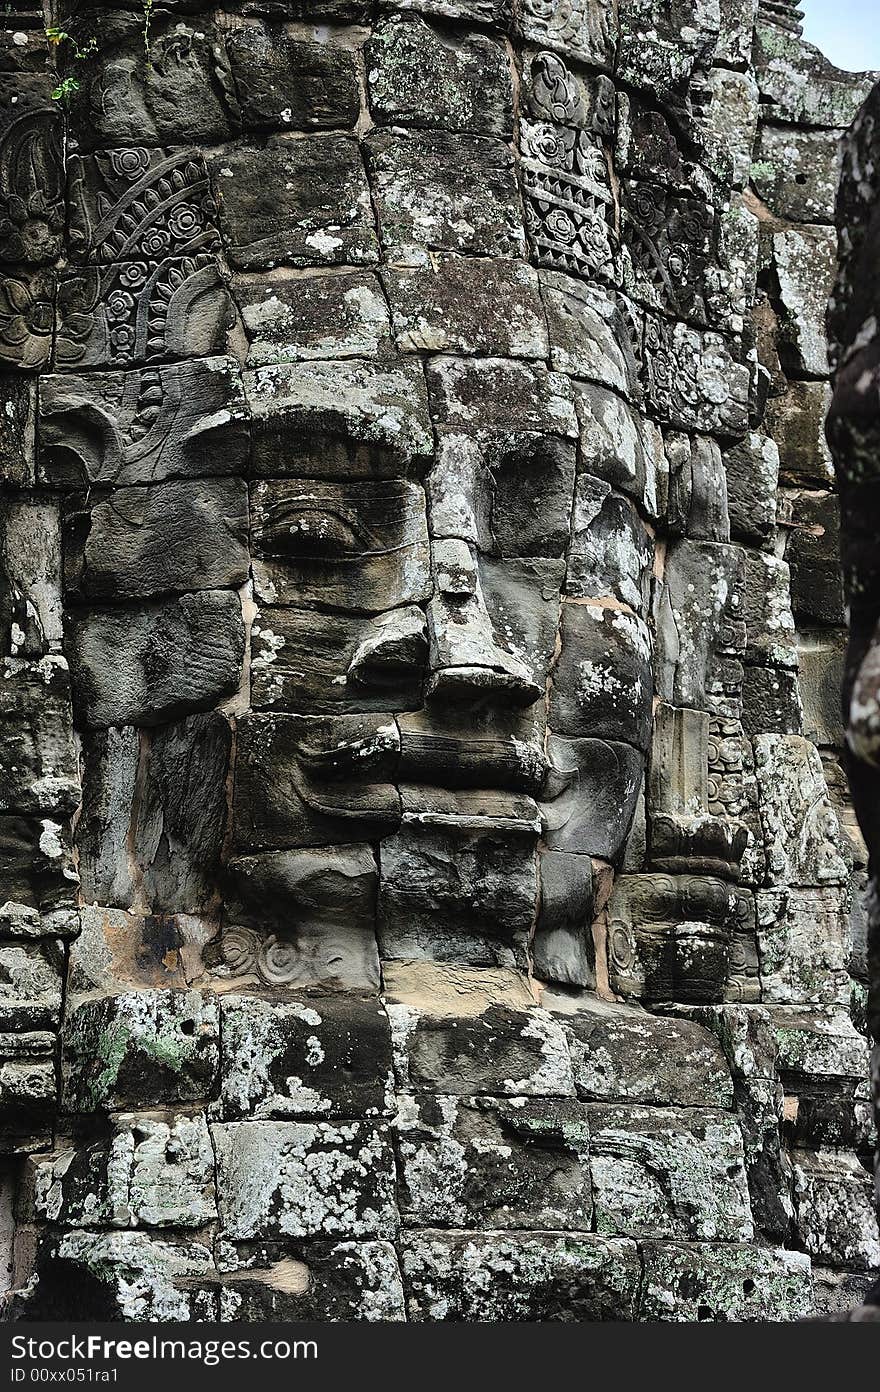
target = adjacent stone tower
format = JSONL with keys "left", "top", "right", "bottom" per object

{"left": 0, "top": 0, "right": 877, "bottom": 1321}
{"left": 829, "top": 69, "right": 880, "bottom": 1309}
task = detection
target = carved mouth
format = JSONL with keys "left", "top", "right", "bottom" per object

{"left": 290, "top": 731, "right": 551, "bottom": 836}
{"left": 398, "top": 784, "right": 542, "bottom": 834}
{"left": 292, "top": 717, "right": 552, "bottom": 800}
{"left": 396, "top": 726, "right": 550, "bottom": 797}
{"left": 290, "top": 762, "right": 542, "bottom": 835}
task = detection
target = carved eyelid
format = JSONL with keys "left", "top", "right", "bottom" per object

{"left": 264, "top": 502, "right": 369, "bottom": 552}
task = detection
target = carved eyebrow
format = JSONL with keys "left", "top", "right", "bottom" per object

{"left": 257, "top": 503, "right": 430, "bottom": 563}
{"left": 254, "top": 479, "right": 427, "bottom": 556}
{"left": 261, "top": 499, "right": 369, "bottom": 538}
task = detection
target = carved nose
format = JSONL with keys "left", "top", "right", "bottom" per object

{"left": 426, "top": 538, "right": 542, "bottom": 708}
{"left": 427, "top": 663, "right": 542, "bottom": 706}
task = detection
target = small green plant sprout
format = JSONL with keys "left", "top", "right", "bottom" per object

{"left": 50, "top": 75, "right": 80, "bottom": 107}
{"left": 45, "top": 27, "right": 98, "bottom": 62}
{"left": 46, "top": 26, "right": 98, "bottom": 108}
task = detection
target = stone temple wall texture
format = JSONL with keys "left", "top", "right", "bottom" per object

{"left": 828, "top": 65, "right": 880, "bottom": 1323}
{"left": 0, "top": 0, "right": 877, "bottom": 1322}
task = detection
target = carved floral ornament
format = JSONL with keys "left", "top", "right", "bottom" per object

{"left": 0, "top": 108, "right": 64, "bottom": 264}
{"left": 521, "top": 0, "right": 616, "bottom": 68}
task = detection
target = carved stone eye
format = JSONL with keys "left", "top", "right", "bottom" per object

{"left": 278, "top": 511, "right": 362, "bottom": 556}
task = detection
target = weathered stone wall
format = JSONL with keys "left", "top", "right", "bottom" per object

{"left": 0, "top": 0, "right": 876, "bottom": 1321}
{"left": 828, "top": 69, "right": 880, "bottom": 1316}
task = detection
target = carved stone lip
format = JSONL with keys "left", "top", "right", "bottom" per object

{"left": 292, "top": 740, "right": 547, "bottom": 823}
{"left": 397, "top": 731, "right": 549, "bottom": 796}
{"left": 395, "top": 762, "right": 548, "bottom": 797}
{"left": 398, "top": 783, "right": 542, "bottom": 834}
{"left": 293, "top": 717, "right": 550, "bottom": 796}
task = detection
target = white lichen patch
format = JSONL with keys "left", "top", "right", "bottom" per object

{"left": 212, "top": 1120, "right": 399, "bottom": 1241}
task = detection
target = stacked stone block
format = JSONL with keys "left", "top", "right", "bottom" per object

{"left": 746, "top": 2, "right": 880, "bottom": 1298}
{"left": 0, "top": 9, "right": 79, "bottom": 1185}
{"left": 826, "top": 69, "right": 880, "bottom": 1319}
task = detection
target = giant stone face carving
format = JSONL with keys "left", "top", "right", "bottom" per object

{"left": 232, "top": 344, "right": 648, "bottom": 983}
{"left": 0, "top": 0, "right": 878, "bottom": 1324}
